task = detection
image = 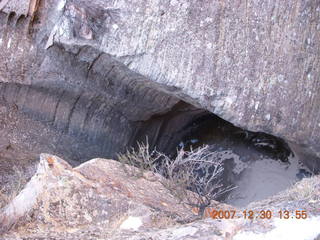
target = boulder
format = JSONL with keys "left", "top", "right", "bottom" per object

{"left": 0, "top": 154, "right": 241, "bottom": 239}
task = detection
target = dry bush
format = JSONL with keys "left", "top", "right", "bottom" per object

{"left": 118, "top": 141, "right": 162, "bottom": 178}
{"left": 118, "top": 142, "right": 235, "bottom": 217}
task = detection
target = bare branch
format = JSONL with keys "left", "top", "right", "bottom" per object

{"left": 118, "top": 143, "right": 235, "bottom": 218}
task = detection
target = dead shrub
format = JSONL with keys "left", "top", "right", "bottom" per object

{"left": 118, "top": 142, "right": 235, "bottom": 218}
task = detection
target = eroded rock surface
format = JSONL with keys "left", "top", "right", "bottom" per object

{"left": 0, "top": 0, "right": 319, "bottom": 167}
{"left": 50, "top": 0, "right": 320, "bottom": 159}
{"left": 0, "top": 1, "right": 320, "bottom": 239}
{"left": 0, "top": 154, "right": 319, "bottom": 240}
{"left": 0, "top": 154, "right": 241, "bottom": 239}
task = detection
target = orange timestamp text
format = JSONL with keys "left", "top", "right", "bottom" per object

{"left": 192, "top": 208, "right": 308, "bottom": 220}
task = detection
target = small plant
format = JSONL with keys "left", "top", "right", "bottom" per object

{"left": 117, "top": 140, "right": 162, "bottom": 178}
{"left": 118, "top": 142, "right": 235, "bottom": 218}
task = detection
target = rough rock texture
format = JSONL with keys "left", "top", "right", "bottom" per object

{"left": 0, "top": 154, "right": 319, "bottom": 239}
{"left": 0, "top": 0, "right": 39, "bottom": 17}
{"left": 0, "top": 154, "right": 240, "bottom": 239}
{"left": 52, "top": 0, "right": 320, "bottom": 158}
{"left": 0, "top": 0, "right": 319, "bottom": 167}
{"left": 0, "top": 0, "right": 181, "bottom": 161}
{"left": 1, "top": 1, "right": 320, "bottom": 239}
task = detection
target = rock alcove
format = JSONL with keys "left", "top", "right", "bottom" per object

{"left": 1, "top": 81, "right": 316, "bottom": 209}
{"left": 0, "top": 1, "right": 320, "bottom": 238}
{"left": 0, "top": 19, "right": 317, "bottom": 209}
{"left": 130, "top": 102, "right": 316, "bottom": 207}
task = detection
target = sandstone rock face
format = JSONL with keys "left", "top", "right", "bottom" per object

{"left": 1, "top": 2, "right": 320, "bottom": 238}
{"left": 0, "top": 0, "right": 319, "bottom": 165}
{"left": 0, "top": 0, "right": 180, "bottom": 161}
{"left": 52, "top": 0, "right": 320, "bottom": 157}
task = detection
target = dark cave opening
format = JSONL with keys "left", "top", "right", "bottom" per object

{"left": 0, "top": 82, "right": 317, "bottom": 207}
{"left": 0, "top": 85, "right": 317, "bottom": 208}
{"left": 132, "top": 101, "right": 315, "bottom": 207}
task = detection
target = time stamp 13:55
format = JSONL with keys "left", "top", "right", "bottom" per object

{"left": 203, "top": 209, "right": 308, "bottom": 220}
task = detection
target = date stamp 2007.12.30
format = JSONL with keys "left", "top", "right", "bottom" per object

{"left": 192, "top": 208, "right": 308, "bottom": 220}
